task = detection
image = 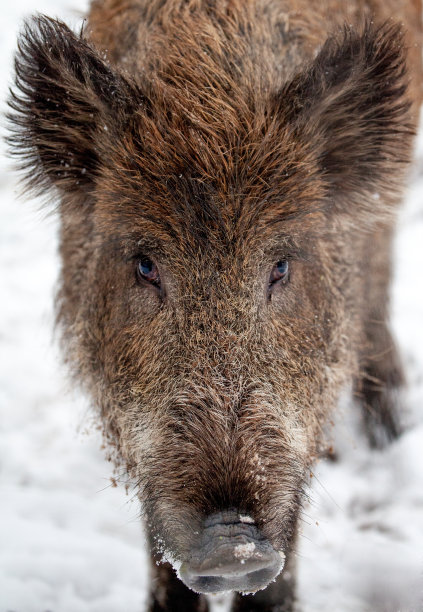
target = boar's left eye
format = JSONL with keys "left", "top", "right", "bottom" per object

{"left": 269, "top": 260, "right": 289, "bottom": 286}
{"left": 136, "top": 257, "right": 161, "bottom": 288}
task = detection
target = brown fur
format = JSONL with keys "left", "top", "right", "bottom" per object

{"left": 7, "top": 1, "right": 422, "bottom": 610}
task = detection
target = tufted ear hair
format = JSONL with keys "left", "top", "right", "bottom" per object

{"left": 7, "top": 15, "right": 146, "bottom": 197}
{"left": 279, "top": 21, "right": 415, "bottom": 222}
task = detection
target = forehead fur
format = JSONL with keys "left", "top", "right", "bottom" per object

{"left": 99, "top": 98, "right": 324, "bottom": 246}
{"left": 95, "top": 4, "right": 327, "bottom": 239}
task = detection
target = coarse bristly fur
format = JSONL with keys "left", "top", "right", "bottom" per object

{"left": 6, "top": 0, "right": 422, "bottom": 610}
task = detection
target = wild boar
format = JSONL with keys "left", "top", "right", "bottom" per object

{"left": 7, "top": 0, "right": 422, "bottom": 610}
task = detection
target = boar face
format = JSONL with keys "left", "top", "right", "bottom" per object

{"left": 8, "top": 16, "right": 414, "bottom": 593}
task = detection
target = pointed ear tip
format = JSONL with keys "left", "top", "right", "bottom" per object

{"left": 17, "top": 13, "right": 76, "bottom": 57}
{"left": 332, "top": 18, "right": 410, "bottom": 88}
{"left": 330, "top": 18, "right": 407, "bottom": 56}
{"left": 22, "top": 12, "right": 69, "bottom": 32}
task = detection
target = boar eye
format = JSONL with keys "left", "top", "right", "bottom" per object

{"left": 269, "top": 260, "right": 289, "bottom": 286}
{"left": 136, "top": 257, "right": 161, "bottom": 287}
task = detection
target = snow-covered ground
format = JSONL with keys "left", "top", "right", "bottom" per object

{"left": 1, "top": 2, "right": 422, "bottom": 611}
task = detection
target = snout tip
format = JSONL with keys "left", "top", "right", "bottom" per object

{"left": 179, "top": 548, "right": 284, "bottom": 594}
{"left": 178, "top": 511, "right": 285, "bottom": 594}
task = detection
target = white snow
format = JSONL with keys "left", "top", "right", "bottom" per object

{"left": 234, "top": 542, "right": 256, "bottom": 562}
{"left": 1, "top": 2, "right": 423, "bottom": 612}
{"left": 239, "top": 514, "right": 255, "bottom": 524}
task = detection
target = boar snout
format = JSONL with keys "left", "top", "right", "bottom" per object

{"left": 178, "top": 510, "right": 284, "bottom": 594}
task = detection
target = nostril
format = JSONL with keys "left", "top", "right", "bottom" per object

{"left": 178, "top": 510, "right": 285, "bottom": 594}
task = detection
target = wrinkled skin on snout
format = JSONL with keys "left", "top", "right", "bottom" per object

{"left": 7, "top": 0, "right": 422, "bottom": 609}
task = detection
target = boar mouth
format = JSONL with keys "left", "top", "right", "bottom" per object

{"left": 177, "top": 509, "right": 285, "bottom": 594}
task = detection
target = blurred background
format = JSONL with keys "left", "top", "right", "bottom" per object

{"left": 1, "top": 2, "right": 423, "bottom": 611}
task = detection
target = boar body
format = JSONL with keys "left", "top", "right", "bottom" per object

{"left": 7, "top": 1, "right": 422, "bottom": 610}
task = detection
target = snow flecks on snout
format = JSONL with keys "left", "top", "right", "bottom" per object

{"left": 238, "top": 514, "right": 255, "bottom": 524}
{"left": 233, "top": 541, "right": 258, "bottom": 564}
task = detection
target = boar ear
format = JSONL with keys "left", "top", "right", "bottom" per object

{"left": 7, "top": 15, "right": 144, "bottom": 197}
{"left": 282, "top": 21, "right": 414, "bottom": 216}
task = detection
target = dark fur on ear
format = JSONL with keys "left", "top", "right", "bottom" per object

{"left": 280, "top": 20, "right": 415, "bottom": 219}
{"left": 7, "top": 15, "right": 145, "bottom": 197}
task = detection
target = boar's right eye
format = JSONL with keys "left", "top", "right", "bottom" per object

{"left": 136, "top": 257, "right": 161, "bottom": 288}
{"left": 269, "top": 260, "right": 290, "bottom": 286}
